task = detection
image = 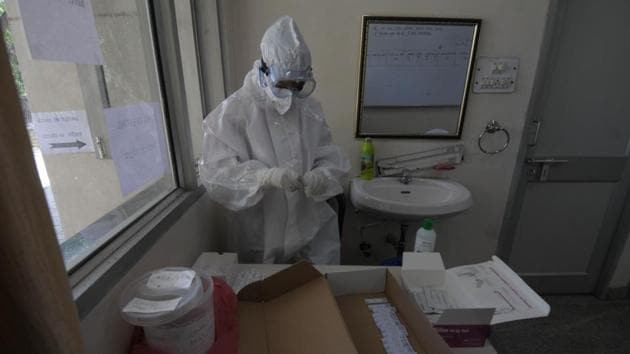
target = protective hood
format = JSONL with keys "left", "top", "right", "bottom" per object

{"left": 257, "top": 16, "right": 313, "bottom": 114}
{"left": 260, "top": 15, "right": 311, "bottom": 72}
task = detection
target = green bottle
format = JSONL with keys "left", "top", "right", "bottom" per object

{"left": 360, "top": 138, "right": 374, "bottom": 180}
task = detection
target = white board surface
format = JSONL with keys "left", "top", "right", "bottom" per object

{"left": 363, "top": 22, "right": 475, "bottom": 107}
{"left": 18, "top": 0, "right": 104, "bottom": 65}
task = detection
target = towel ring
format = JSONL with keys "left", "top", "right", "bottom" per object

{"left": 478, "top": 120, "right": 510, "bottom": 154}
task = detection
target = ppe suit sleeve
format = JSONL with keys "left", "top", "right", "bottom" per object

{"left": 305, "top": 101, "right": 351, "bottom": 202}
{"left": 200, "top": 105, "right": 268, "bottom": 211}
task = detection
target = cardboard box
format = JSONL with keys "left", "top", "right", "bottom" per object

{"left": 237, "top": 262, "right": 356, "bottom": 354}
{"left": 237, "top": 262, "right": 452, "bottom": 354}
{"left": 328, "top": 267, "right": 452, "bottom": 354}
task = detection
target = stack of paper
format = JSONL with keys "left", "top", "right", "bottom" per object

{"left": 402, "top": 253, "right": 550, "bottom": 325}
{"left": 366, "top": 298, "right": 417, "bottom": 354}
{"left": 410, "top": 287, "right": 457, "bottom": 314}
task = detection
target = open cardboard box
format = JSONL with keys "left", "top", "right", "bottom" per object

{"left": 401, "top": 252, "right": 550, "bottom": 347}
{"left": 236, "top": 262, "right": 452, "bottom": 354}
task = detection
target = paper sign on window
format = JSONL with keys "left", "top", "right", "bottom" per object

{"left": 104, "top": 102, "right": 168, "bottom": 197}
{"left": 18, "top": 0, "right": 104, "bottom": 65}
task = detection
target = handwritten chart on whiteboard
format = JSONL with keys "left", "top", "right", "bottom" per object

{"left": 363, "top": 23, "right": 475, "bottom": 107}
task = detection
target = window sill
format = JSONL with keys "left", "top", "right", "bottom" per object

{"left": 71, "top": 185, "right": 205, "bottom": 319}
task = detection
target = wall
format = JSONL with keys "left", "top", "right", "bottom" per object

{"left": 609, "top": 232, "right": 630, "bottom": 289}
{"left": 609, "top": 180, "right": 630, "bottom": 292}
{"left": 80, "top": 194, "right": 222, "bottom": 354}
{"left": 218, "top": 0, "right": 551, "bottom": 266}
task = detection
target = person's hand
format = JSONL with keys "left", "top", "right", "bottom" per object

{"left": 257, "top": 168, "right": 303, "bottom": 192}
{"left": 303, "top": 170, "right": 326, "bottom": 199}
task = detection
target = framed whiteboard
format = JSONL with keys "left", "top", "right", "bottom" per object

{"left": 356, "top": 17, "right": 481, "bottom": 138}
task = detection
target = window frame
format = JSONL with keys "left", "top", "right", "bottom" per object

{"left": 69, "top": 0, "right": 205, "bottom": 317}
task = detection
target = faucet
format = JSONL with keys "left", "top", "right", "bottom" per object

{"left": 399, "top": 168, "right": 412, "bottom": 185}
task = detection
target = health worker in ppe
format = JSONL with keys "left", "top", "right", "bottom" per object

{"left": 200, "top": 16, "right": 350, "bottom": 264}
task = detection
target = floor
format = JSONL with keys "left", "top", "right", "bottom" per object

{"left": 490, "top": 295, "right": 630, "bottom": 354}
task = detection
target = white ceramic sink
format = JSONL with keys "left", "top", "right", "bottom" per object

{"left": 350, "top": 177, "right": 473, "bottom": 219}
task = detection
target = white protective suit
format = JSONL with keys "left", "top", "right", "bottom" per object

{"left": 200, "top": 16, "right": 350, "bottom": 264}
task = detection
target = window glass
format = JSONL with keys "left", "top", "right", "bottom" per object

{"left": 1, "top": 0, "right": 176, "bottom": 270}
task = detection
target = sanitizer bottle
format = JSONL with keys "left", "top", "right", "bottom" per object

{"left": 360, "top": 137, "right": 374, "bottom": 180}
{"left": 414, "top": 218, "right": 436, "bottom": 252}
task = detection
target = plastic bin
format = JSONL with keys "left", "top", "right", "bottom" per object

{"left": 120, "top": 267, "right": 215, "bottom": 354}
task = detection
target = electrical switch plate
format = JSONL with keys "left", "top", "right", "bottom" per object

{"left": 473, "top": 57, "right": 520, "bottom": 93}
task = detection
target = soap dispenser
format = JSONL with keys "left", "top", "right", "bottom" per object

{"left": 414, "top": 218, "right": 436, "bottom": 252}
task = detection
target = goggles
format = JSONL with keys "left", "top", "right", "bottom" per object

{"left": 259, "top": 59, "right": 316, "bottom": 98}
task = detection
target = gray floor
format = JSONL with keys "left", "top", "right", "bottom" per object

{"left": 490, "top": 295, "right": 630, "bottom": 354}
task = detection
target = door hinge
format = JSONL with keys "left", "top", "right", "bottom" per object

{"left": 95, "top": 136, "right": 107, "bottom": 160}
{"left": 527, "top": 120, "right": 541, "bottom": 147}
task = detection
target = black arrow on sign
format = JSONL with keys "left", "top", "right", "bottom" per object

{"left": 50, "top": 140, "right": 87, "bottom": 150}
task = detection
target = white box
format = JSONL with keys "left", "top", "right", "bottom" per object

{"left": 402, "top": 252, "right": 445, "bottom": 288}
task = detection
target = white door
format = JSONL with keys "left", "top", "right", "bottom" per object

{"left": 504, "top": 0, "right": 630, "bottom": 293}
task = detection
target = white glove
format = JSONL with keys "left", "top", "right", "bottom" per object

{"left": 257, "top": 167, "right": 303, "bottom": 192}
{"left": 303, "top": 170, "right": 327, "bottom": 199}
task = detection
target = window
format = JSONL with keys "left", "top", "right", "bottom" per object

{"left": 1, "top": 0, "right": 179, "bottom": 270}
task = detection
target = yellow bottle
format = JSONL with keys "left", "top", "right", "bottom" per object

{"left": 360, "top": 138, "right": 374, "bottom": 180}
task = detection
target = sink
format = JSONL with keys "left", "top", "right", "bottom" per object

{"left": 350, "top": 177, "right": 473, "bottom": 219}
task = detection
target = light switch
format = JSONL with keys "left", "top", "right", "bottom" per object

{"left": 473, "top": 57, "right": 519, "bottom": 93}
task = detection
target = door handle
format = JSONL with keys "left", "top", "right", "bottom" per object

{"left": 526, "top": 158, "right": 569, "bottom": 182}
{"left": 526, "top": 158, "right": 569, "bottom": 164}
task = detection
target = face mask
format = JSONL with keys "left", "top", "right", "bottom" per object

{"left": 262, "top": 73, "right": 293, "bottom": 115}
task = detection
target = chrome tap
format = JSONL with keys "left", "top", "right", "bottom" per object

{"left": 399, "top": 168, "right": 412, "bottom": 184}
